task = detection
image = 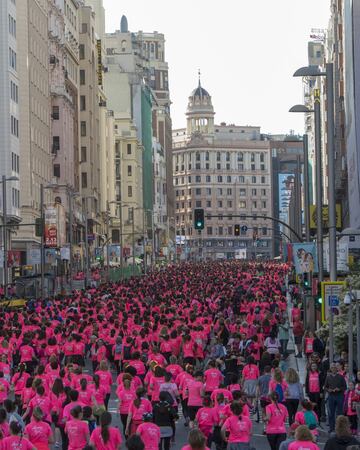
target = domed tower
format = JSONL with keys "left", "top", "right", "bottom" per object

{"left": 186, "top": 73, "right": 215, "bottom": 137}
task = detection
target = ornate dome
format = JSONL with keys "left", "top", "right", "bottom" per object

{"left": 190, "top": 85, "right": 210, "bottom": 99}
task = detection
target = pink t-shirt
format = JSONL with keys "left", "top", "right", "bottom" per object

{"left": 187, "top": 380, "right": 204, "bottom": 406}
{"left": 204, "top": 368, "right": 223, "bottom": 392}
{"left": 90, "top": 427, "right": 122, "bottom": 450}
{"left": 288, "top": 441, "right": 319, "bottom": 450}
{"left": 0, "top": 435, "right": 34, "bottom": 450}
{"left": 65, "top": 418, "right": 89, "bottom": 450}
{"left": 195, "top": 407, "right": 217, "bottom": 437}
{"left": 25, "top": 420, "right": 52, "bottom": 447}
{"left": 242, "top": 364, "right": 259, "bottom": 381}
{"left": 308, "top": 372, "right": 320, "bottom": 393}
{"left": 222, "top": 415, "right": 252, "bottom": 443}
{"left": 116, "top": 388, "right": 136, "bottom": 414}
{"left": 137, "top": 423, "right": 161, "bottom": 450}
{"left": 129, "top": 398, "right": 152, "bottom": 421}
{"left": 265, "top": 403, "right": 288, "bottom": 434}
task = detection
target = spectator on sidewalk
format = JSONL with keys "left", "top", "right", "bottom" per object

{"left": 324, "top": 415, "right": 359, "bottom": 450}
{"left": 284, "top": 368, "right": 304, "bottom": 425}
{"left": 293, "top": 320, "right": 304, "bottom": 358}
{"left": 324, "top": 364, "right": 347, "bottom": 433}
{"left": 278, "top": 318, "right": 290, "bottom": 359}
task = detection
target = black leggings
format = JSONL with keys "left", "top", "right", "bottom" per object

{"left": 285, "top": 398, "right": 299, "bottom": 425}
{"left": 308, "top": 392, "right": 321, "bottom": 419}
{"left": 267, "top": 433, "right": 286, "bottom": 450}
{"left": 159, "top": 437, "right": 171, "bottom": 450}
{"left": 120, "top": 414, "right": 128, "bottom": 432}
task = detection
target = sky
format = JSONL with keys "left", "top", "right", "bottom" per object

{"left": 103, "top": 0, "right": 330, "bottom": 135}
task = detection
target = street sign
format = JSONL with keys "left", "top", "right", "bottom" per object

{"left": 87, "top": 234, "right": 95, "bottom": 241}
{"left": 241, "top": 225, "right": 248, "bottom": 232}
{"left": 321, "top": 281, "right": 345, "bottom": 321}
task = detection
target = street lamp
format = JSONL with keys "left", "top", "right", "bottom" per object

{"left": 1, "top": 176, "right": 19, "bottom": 292}
{"left": 293, "top": 63, "right": 337, "bottom": 283}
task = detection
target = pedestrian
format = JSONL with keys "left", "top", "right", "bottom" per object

{"left": 241, "top": 356, "right": 259, "bottom": 408}
{"left": 264, "top": 392, "right": 288, "bottom": 450}
{"left": 64, "top": 405, "right": 90, "bottom": 450}
{"left": 136, "top": 413, "right": 161, "bottom": 450}
{"left": 288, "top": 425, "right": 319, "bottom": 450}
{"left": 305, "top": 362, "right": 323, "bottom": 419}
{"left": 153, "top": 391, "right": 178, "bottom": 450}
{"left": 1, "top": 421, "right": 35, "bottom": 450}
{"left": 278, "top": 318, "right": 290, "bottom": 358}
{"left": 344, "top": 381, "right": 359, "bottom": 435}
{"left": 181, "top": 429, "right": 209, "bottom": 450}
{"left": 324, "top": 363, "right": 347, "bottom": 433}
{"left": 125, "top": 387, "right": 152, "bottom": 436}
{"left": 24, "top": 406, "right": 54, "bottom": 450}
{"left": 284, "top": 368, "right": 304, "bottom": 425}
{"left": 221, "top": 402, "right": 253, "bottom": 450}
{"left": 89, "top": 411, "right": 122, "bottom": 450}
{"left": 324, "top": 415, "right": 360, "bottom": 450}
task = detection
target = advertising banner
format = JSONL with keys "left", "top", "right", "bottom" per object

{"left": 309, "top": 205, "right": 342, "bottom": 230}
{"left": 60, "top": 247, "right": 70, "bottom": 261}
{"left": 45, "top": 248, "right": 57, "bottom": 266}
{"left": 57, "top": 204, "right": 66, "bottom": 247}
{"left": 27, "top": 247, "right": 41, "bottom": 265}
{"left": 44, "top": 206, "right": 58, "bottom": 247}
{"left": 109, "top": 245, "right": 120, "bottom": 259}
{"left": 292, "top": 242, "right": 318, "bottom": 274}
{"left": 323, "top": 241, "right": 349, "bottom": 273}
{"left": 7, "top": 251, "right": 21, "bottom": 268}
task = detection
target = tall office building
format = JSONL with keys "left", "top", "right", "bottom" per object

{"left": 0, "top": 0, "right": 21, "bottom": 282}
{"left": 173, "top": 79, "right": 273, "bottom": 260}
{"left": 14, "top": 0, "right": 52, "bottom": 257}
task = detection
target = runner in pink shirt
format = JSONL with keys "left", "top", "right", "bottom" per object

{"left": 221, "top": 402, "right": 252, "bottom": 445}
{"left": 116, "top": 376, "right": 136, "bottom": 432}
{"left": 195, "top": 396, "right": 217, "bottom": 439}
{"left": 204, "top": 361, "right": 223, "bottom": 394}
{"left": 24, "top": 406, "right": 53, "bottom": 450}
{"left": 64, "top": 405, "right": 89, "bottom": 450}
{"left": 136, "top": 414, "right": 161, "bottom": 450}
{"left": 126, "top": 387, "right": 153, "bottom": 436}
{"left": 1, "top": 422, "right": 35, "bottom": 450}
{"left": 90, "top": 411, "right": 122, "bottom": 450}
{"left": 288, "top": 425, "right": 319, "bottom": 450}
{"left": 181, "top": 428, "right": 210, "bottom": 450}
{"left": 186, "top": 371, "right": 205, "bottom": 427}
{"left": 265, "top": 392, "right": 288, "bottom": 450}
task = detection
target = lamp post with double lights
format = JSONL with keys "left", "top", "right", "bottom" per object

{"left": 1, "top": 176, "right": 19, "bottom": 291}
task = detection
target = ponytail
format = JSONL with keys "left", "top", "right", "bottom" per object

{"left": 100, "top": 412, "right": 111, "bottom": 444}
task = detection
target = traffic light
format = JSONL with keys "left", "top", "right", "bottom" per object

{"left": 303, "top": 272, "right": 311, "bottom": 290}
{"left": 35, "top": 218, "right": 44, "bottom": 237}
{"left": 234, "top": 224, "right": 240, "bottom": 236}
{"left": 194, "top": 208, "right": 205, "bottom": 230}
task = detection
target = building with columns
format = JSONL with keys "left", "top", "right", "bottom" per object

{"left": 173, "top": 79, "right": 273, "bottom": 260}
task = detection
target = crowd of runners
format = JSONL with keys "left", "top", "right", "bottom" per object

{"left": 0, "top": 261, "right": 358, "bottom": 450}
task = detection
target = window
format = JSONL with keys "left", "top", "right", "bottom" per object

{"left": 195, "top": 163, "right": 201, "bottom": 170}
{"left": 81, "top": 23, "right": 88, "bottom": 33}
{"left": 252, "top": 188, "right": 257, "bottom": 196}
{"left": 206, "top": 201, "right": 211, "bottom": 208}
{"left": 52, "top": 136, "right": 60, "bottom": 153}
{"left": 80, "top": 96, "right": 86, "bottom": 111}
{"left": 227, "top": 188, "right": 232, "bottom": 195}
{"left": 251, "top": 153, "right": 255, "bottom": 162}
{"left": 80, "top": 70, "right": 85, "bottom": 85}
{"left": 260, "top": 153, "right": 265, "bottom": 163}
{"left": 53, "top": 164, "right": 61, "bottom": 178}
{"left": 206, "top": 187, "right": 212, "bottom": 195}
{"left": 262, "top": 227, "right": 268, "bottom": 235}
{"left": 80, "top": 121, "right": 86, "bottom": 136}
{"left": 217, "top": 176, "right": 223, "bottom": 182}
{"left": 239, "top": 176, "right": 245, "bottom": 183}
{"left": 11, "top": 152, "right": 19, "bottom": 173}
{"left": 196, "top": 152, "right": 200, "bottom": 161}
{"left": 228, "top": 226, "right": 233, "bottom": 235}
{"left": 239, "top": 201, "right": 246, "bottom": 208}
{"left": 252, "top": 201, "right": 257, "bottom": 209}
{"left": 195, "top": 175, "right": 201, "bottom": 182}
{"left": 218, "top": 200, "right": 223, "bottom": 208}
{"left": 217, "top": 188, "right": 223, "bottom": 196}
{"left": 206, "top": 175, "right": 211, "bottom": 183}
{"left": 52, "top": 106, "right": 60, "bottom": 120}
{"left": 252, "top": 176, "right": 256, "bottom": 183}
{"left": 10, "top": 116, "right": 19, "bottom": 137}
{"left": 128, "top": 186, "right": 133, "bottom": 197}
{"left": 261, "top": 164, "right": 265, "bottom": 171}
{"left": 261, "top": 189, "right": 266, "bottom": 196}
{"left": 81, "top": 172, "right": 88, "bottom": 188}
{"left": 261, "top": 176, "right": 266, "bottom": 184}
{"left": 238, "top": 152, "right": 244, "bottom": 162}
{"left": 207, "top": 227, "right": 213, "bottom": 235}
{"left": 81, "top": 146, "right": 87, "bottom": 162}
{"left": 205, "top": 152, "right": 210, "bottom": 161}
{"left": 227, "top": 176, "right": 231, "bottom": 183}
{"left": 226, "top": 163, "right": 230, "bottom": 170}
{"left": 251, "top": 164, "right": 256, "bottom": 171}
{"left": 227, "top": 200, "right": 232, "bottom": 208}
{"left": 127, "top": 143, "right": 132, "bottom": 154}
{"left": 205, "top": 163, "right": 210, "bottom": 170}
{"left": 195, "top": 188, "right": 201, "bottom": 195}
{"left": 79, "top": 44, "right": 85, "bottom": 59}
{"left": 226, "top": 152, "right": 230, "bottom": 162}
{"left": 9, "top": 47, "right": 17, "bottom": 70}
{"left": 10, "top": 81, "right": 18, "bottom": 103}
{"left": 238, "top": 163, "right": 244, "bottom": 171}
{"left": 262, "top": 201, "right": 267, "bottom": 209}
{"left": 195, "top": 200, "right": 202, "bottom": 207}
{"left": 216, "top": 152, "right": 221, "bottom": 161}
{"left": 8, "top": 15, "right": 16, "bottom": 37}
{"left": 12, "top": 188, "right": 19, "bottom": 208}
{"left": 218, "top": 227, "right": 223, "bottom": 236}
{"left": 188, "top": 176, "right": 191, "bottom": 183}
{"left": 127, "top": 165, "right": 132, "bottom": 176}
{"left": 240, "top": 188, "right": 246, "bottom": 196}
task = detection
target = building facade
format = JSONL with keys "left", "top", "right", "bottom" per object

{"left": 173, "top": 81, "right": 273, "bottom": 260}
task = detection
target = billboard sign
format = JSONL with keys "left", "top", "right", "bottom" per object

{"left": 309, "top": 205, "right": 342, "bottom": 230}
{"left": 27, "top": 247, "right": 41, "bottom": 265}
{"left": 321, "top": 281, "right": 346, "bottom": 321}
{"left": 44, "top": 206, "right": 58, "bottom": 247}
{"left": 292, "top": 242, "right": 318, "bottom": 274}
{"left": 7, "top": 251, "right": 21, "bottom": 268}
